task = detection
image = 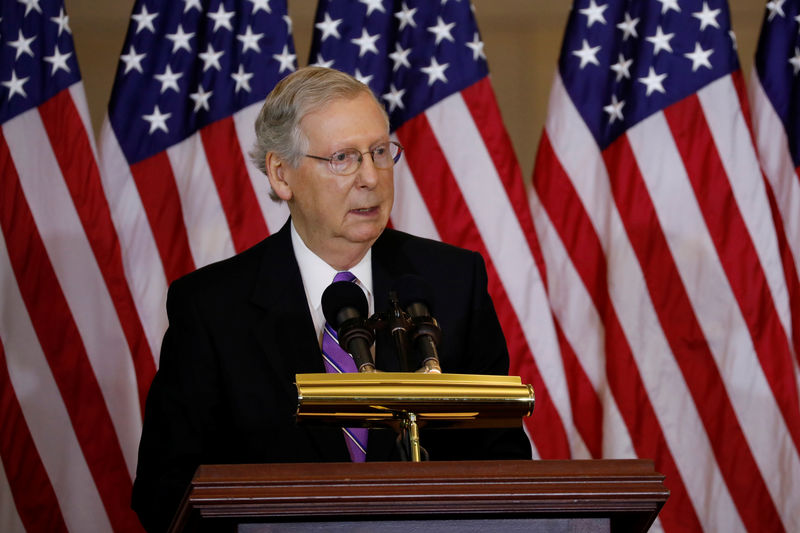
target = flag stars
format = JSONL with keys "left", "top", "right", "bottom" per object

{"left": 351, "top": 28, "right": 380, "bottom": 57}
{"left": 311, "top": 53, "right": 334, "bottom": 68}
{"left": 166, "top": 25, "right": 194, "bottom": 54}
{"left": 183, "top": 0, "right": 202, "bottom": 13}
{"left": 656, "top": 0, "right": 681, "bottom": 15}
{"left": 44, "top": 46, "right": 73, "bottom": 75}
{"left": 142, "top": 105, "right": 171, "bottom": 134}
{"left": 389, "top": 43, "right": 412, "bottom": 71}
{"left": 354, "top": 68, "right": 373, "bottom": 87}
{"left": 208, "top": 5, "right": 235, "bottom": 33}
{"left": 120, "top": 44, "right": 146, "bottom": 74}
{"left": 273, "top": 44, "right": 297, "bottom": 73}
{"left": 316, "top": 13, "right": 342, "bottom": 41}
{"left": 603, "top": 94, "right": 625, "bottom": 124}
{"left": 283, "top": 15, "right": 293, "bottom": 33}
{"left": 766, "top": 0, "right": 786, "bottom": 21}
{"left": 395, "top": 2, "right": 418, "bottom": 31}
{"left": 154, "top": 65, "right": 182, "bottom": 93}
{"left": 693, "top": 2, "right": 721, "bottom": 31}
{"left": 199, "top": 43, "right": 224, "bottom": 71}
{"left": 360, "top": 0, "right": 386, "bottom": 16}
{"left": 466, "top": 32, "right": 486, "bottom": 61}
{"left": 572, "top": 39, "right": 601, "bottom": 69}
{"left": 231, "top": 65, "right": 254, "bottom": 93}
{"left": 2, "top": 70, "right": 29, "bottom": 100}
{"left": 248, "top": 0, "right": 271, "bottom": 14}
{"left": 50, "top": 8, "right": 71, "bottom": 36}
{"left": 17, "top": 0, "right": 42, "bottom": 17}
{"left": 237, "top": 26, "right": 264, "bottom": 53}
{"left": 189, "top": 85, "right": 212, "bottom": 112}
{"left": 616, "top": 12, "right": 639, "bottom": 41}
{"left": 579, "top": 0, "right": 608, "bottom": 28}
{"left": 428, "top": 17, "right": 456, "bottom": 46}
{"left": 131, "top": 5, "right": 158, "bottom": 34}
{"left": 646, "top": 26, "right": 674, "bottom": 55}
{"left": 638, "top": 67, "right": 667, "bottom": 96}
{"left": 420, "top": 57, "right": 449, "bottom": 86}
{"left": 610, "top": 53, "right": 632, "bottom": 81}
{"left": 684, "top": 42, "right": 713, "bottom": 72}
{"left": 789, "top": 47, "right": 800, "bottom": 75}
{"left": 7, "top": 29, "right": 36, "bottom": 60}
{"left": 383, "top": 83, "right": 406, "bottom": 112}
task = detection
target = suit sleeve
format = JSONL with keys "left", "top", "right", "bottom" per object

{"left": 131, "top": 277, "right": 225, "bottom": 533}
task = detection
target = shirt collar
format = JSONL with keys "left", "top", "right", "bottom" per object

{"left": 290, "top": 220, "right": 373, "bottom": 312}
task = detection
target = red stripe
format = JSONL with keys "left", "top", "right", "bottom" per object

{"left": 0, "top": 337, "right": 69, "bottom": 533}
{"left": 0, "top": 130, "right": 142, "bottom": 533}
{"left": 38, "top": 90, "right": 155, "bottom": 416}
{"left": 664, "top": 95, "right": 800, "bottom": 452}
{"left": 553, "top": 320, "right": 603, "bottom": 458}
{"left": 533, "top": 131, "right": 702, "bottom": 532}
{"left": 460, "top": 78, "right": 549, "bottom": 287}
{"left": 604, "top": 132, "right": 783, "bottom": 533}
{"left": 397, "top": 112, "right": 571, "bottom": 459}
{"left": 200, "top": 117, "right": 269, "bottom": 251}
{"left": 130, "top": 151, "right": 196, "bottom": 284}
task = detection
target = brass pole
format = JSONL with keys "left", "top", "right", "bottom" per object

{"left": 407, "top": 412, "right": 421, "bottom": 462}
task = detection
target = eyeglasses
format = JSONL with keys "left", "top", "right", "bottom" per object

{"left": 304, "top": 141, "right": 404, "bottom": 176}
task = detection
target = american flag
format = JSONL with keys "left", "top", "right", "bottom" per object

{"left": 308, "top": 0, "right": 567, "bottom": 457}
{"left": 98, "top": 0, "right": 294, "bottom": 371}
{"left": 750, "top": 0, "right": 800, "bottom": 372}
{"left": 530, "top": 0, "right": 800, "bottom": 532}
{"left": 0, "top": 0, "right": 146, "bottom": 531}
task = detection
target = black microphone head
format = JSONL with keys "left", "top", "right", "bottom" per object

{"left": 321, "top": 281, "right": 368, "bottom": 328}
{"left": 393, "top": 274, "right": 435, "bottom": 315}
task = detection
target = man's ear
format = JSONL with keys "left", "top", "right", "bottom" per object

{"left": 266, "top": 152, "right": 293, "bottom": 202}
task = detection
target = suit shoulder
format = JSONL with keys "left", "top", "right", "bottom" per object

{"left": 379, "top": 228, "right": 479, "bottom": 261}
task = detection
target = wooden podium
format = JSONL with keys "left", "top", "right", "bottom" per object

{"left": 170, "top": 459, "right": 668, "bottom": 533}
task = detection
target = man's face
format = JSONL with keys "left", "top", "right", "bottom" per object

{"left": 281, "top": 92, "right": 394, "bottom": 262}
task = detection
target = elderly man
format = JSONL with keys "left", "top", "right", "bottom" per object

{"left": 132, "top": 67, "right": 531, "bottom": 532}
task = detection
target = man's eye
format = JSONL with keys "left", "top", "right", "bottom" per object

{"left": 332, "top": 152, "right": 349, "bottom": 162}
{"left": 373, "top": 146, "right": 387, "bottom": 156}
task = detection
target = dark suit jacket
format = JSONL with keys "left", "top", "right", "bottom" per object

{"left": 132, "top": 221, "right": 532, "bottom": 532}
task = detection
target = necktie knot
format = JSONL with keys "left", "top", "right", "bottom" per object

{"left": 333, "top": 271, "right": 356, "bottom": 284}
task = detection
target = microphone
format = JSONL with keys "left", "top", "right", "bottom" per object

{"left": 321, "top": 281, "right": 376, "bottom": 372}
{"left": 394, "top": 275, "right": 442, "bottom": 374}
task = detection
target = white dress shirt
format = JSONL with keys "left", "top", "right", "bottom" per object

{"left": 290, "top": 221, "right": 374, "bottom": 348}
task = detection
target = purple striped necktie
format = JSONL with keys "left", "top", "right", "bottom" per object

{"left": 321, "top": 271, "right": 368, "bottom": 462}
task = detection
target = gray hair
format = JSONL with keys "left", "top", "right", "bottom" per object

{"left": 250, "top": 67, "right": 389, "bottom": 201}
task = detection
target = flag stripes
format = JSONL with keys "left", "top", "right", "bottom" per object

{"left": 0, "top": 123, "right": 138, "bottom": 531}
{"left": 0, "top": 340, "right": 69, "bottom": 533}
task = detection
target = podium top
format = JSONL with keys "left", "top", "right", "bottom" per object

{"left": 295, "top": 372, "right": 534, "bottom": 428}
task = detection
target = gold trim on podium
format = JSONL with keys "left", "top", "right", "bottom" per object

{"left": 295, "top": 372, "right": 534, "bottom": 430}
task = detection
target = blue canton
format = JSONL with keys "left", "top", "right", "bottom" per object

{"left": 107, "top": 0, "right": 296, "bottom": 166}
{"left": 559, "top": 0, "right": 739, "bottom": 149}
{"left": 0, "top": 0, "right": 81, "bottom": 125}
{"left": 755, "top": 0, "right": 800, "bottom": 167}
{"left": 309, "top": 0, "right": 488, "bottom": 132}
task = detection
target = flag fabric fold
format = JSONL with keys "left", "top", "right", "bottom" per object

{"left": 530, "top": 1, "right": 800, "bottom": 531}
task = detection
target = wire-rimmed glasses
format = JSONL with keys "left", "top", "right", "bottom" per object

{"left": 304, "top": 141, "right": 404, "bottom": 176}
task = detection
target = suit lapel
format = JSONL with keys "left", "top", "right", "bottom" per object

{"left": 249, "top": 220, "right": 349, "bottom": 462}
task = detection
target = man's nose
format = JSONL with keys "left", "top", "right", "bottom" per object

{"left": 355, "top": 154, "right": 380, "bottom": 188}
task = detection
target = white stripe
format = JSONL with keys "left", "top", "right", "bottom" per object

{"left": 427, "top": 91, "right": 576, "bottom": 452}
{"left": 0, "top": 233, "right": 112, "bottom": 533}
{"left": 232, "top": 101, "right": 290, "bottom": 235}
{"left": 0, "top": 458, "right": 26, "bottom": 533}
{"left": 167, "top": 134, "right": 235, "bottom": 268}
{"left": 5, "top": 110, "right": 141, "bottom": 477}
{"left": 70, "top": 83, "right": 100, "bottom": 160}
{"left": 390, "top": 140, "right": 440, "bottom": 241}
{"left": 98, "top": 118, "right": 167, "bottom": 363}
{"left": 544, "top": 74, "right": 742, "bottom": 532}
{"left": 628, "top": 108, "right": 800, "bottom": 532}
{"left": 698, "top": 76, "right": 793, "bottom": 342}
{"left": 528, "top": 185, "right": 633, "bottom": 461}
